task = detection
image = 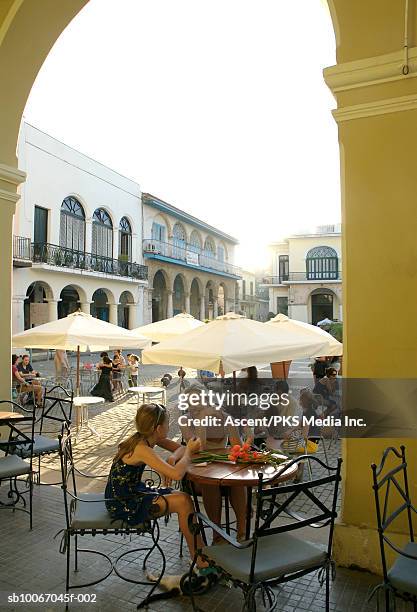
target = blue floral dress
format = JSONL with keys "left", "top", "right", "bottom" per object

{"left": 105, "top": 459, "right": 172, "bottom": 526}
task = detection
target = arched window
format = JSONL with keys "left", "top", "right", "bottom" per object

{"left": 119, "top": 216, "right": 132, "bottom": 261}
{"left": 189, "top": 230, "right": 202, "bottom": 253}
{"left": 204, "top": 237, "right": 215, "bottom": 258}
{"left": 306, "top": 246, "right": 338, "bottom": 280}
{"left": 60, "top": 196, "right": 85, "bottom": 251}
{"left": 92, "top": 208, "right": 113, "bottom": 258}
{"left": 172, "top": 222, "right": 186, "bottom": 259}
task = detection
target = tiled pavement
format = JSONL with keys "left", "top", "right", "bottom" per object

{"left": 1, "top": 361, "right": 414, "bottom": 611}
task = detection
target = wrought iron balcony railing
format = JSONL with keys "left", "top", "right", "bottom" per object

{"left": 13, "top": 235, "right": 32, "bottom": 265}
{"left": 143, "top": 238, "right": 241, "bottom": 277}
{"left": 32, "top": 243, "right": 148, "bottom": 280}
{"left": 261, "top": 271, "right": 341, "bottom": 284}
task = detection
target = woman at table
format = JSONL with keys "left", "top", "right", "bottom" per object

{"left": 91, "top": 355, "right": 114, "bottom": 402}
{"left": 179, "top": 383, "right": 247, "bottom": 543}
{"left": 106, "top": 403, "right": 211, "bottom": 571}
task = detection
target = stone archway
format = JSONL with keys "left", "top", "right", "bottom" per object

{"left": 91, "top": 288, "right": 114, "bottom": 322}
{"left": 190, "top": 278, "right": 201, "bottom": 319}
{"left": 309, "top": 288, "right": 337, "bottom": 325}
{"left": 118, "top": 290, "right": 134, "bottom": 329}
{"left": 173, "top": 274, "right": 186, "bottom": 315}
{"left": 3, "top": 0, "right": 417, "bottom": 576}
{"left": 24, "top": 281, "right": 54, "bottom": 329}
{"left": 58, "top": 285, "right": 81, "bottom": 319}
{"left": 152, "top": 270, "right": 168, "bottom": 322}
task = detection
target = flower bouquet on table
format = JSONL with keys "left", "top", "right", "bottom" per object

{"left": 192, "top": 443, "right": 288, "bottom": 467}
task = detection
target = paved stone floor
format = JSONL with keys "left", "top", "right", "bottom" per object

{"left": 1, "top": 360, "right": 413, "bottom": 611}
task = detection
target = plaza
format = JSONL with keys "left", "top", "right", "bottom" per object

{"left": 1, "top": 1, "right": 417, "bottom": 611}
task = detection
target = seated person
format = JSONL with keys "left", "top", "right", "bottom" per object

{"left": 313, "top": 367, "right": 339, "bottom": 416}
{"left": 179, "top": 382, "right": 247, "bottom": 543}
{"left": 12, "top": 354, "right": 43, "bottom": 406}
{"left": 266, "top": 379, "right": 303, "bottom": 446}
{"left": 106, "top": 403, "right": 210, "bottom": 571}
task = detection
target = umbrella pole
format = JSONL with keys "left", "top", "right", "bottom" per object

{"left": 76, "top": 346, "right": 80, "bottom": 396}
{"left": 232, "top": 370, "right": 237, "bottom": 392}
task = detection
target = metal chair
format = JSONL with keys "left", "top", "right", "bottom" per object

{"left": 186, "top": 455, "right": 342, "bottom": 612}
{"left": 370, "top": 445, "right": 417, "bottom": 611}
{"left": 57, "top": 426, "right": 167, "bottom": 609}
{"left": 13, "top": 385, "right": 73, "bottom": 485}
{"left": 0, "top": 400, "right": 35, "bottom": 528}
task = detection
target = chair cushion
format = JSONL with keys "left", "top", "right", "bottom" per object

{"left": 388, "top": 542, "right": 417, "bottom": 596}
{"left": 18, "top": 435, "right": 59, "bottom": 458}
{"left": 0, "top": 455, "right": 31, "bottom": 478}
{"left": 203, "top": 532, "right": 327, "bottom": 583}
{"left": 71, "top": 493, "right": 147, "bottom": 531}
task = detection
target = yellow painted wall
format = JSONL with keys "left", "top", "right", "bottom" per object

{"left": 327, "top": 0, "right": 417, "bottom": 571}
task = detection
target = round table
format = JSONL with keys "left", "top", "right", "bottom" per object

{"left": 186, "top": 450, "right": 298, "bottom": 540}
{"left": 73, "top": 396, "right": 104, "bottom": 439}
{"left": 128, "top": 386, "right": 166, "bottom": 407}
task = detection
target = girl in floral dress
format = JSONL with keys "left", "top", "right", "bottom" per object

{"left": 105, "top": 403, "right": 209, "bottom": 569}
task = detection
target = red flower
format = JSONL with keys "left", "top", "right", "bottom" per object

{"left": 228, "top": 454, "right": 235, "bottom": 461}
{"left": 242, "top": 443, "right": 251, "bottom": 451}
{"left": 231, "top": 445, "right": 241, "bottom": 453}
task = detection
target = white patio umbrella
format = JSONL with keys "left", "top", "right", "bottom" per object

{"left": 12, "top": 311, "right": 151, "bottom": 394}
{"left": 132, "top": 313, "right": 205, "bottom": 343}
{"left": 265, "top": 313, "right": 342, "bottom": 357}
{"left": 141, "top": 312, "right": 331, "bottom": 374}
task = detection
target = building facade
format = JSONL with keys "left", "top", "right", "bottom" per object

{"left": 237, "top": 269, "right": 269, "bottom": 320}
{"left": 142, "top": 193, "right": 241, "bottom": 323}
{"left": 12, "top": 123, "right": 148, "bottom": 334}
{"left": 262, "top": 224, "right": 342, "bottom": 324}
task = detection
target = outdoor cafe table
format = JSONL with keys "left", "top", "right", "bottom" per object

{"left": 0, "top": 411, "right": 27, "bottom": 444}
{"left": 186, "top": 451, "right": 298, "bottom": 540}
{"left": 73, "top": 396, "right": 104, "bottom": 439}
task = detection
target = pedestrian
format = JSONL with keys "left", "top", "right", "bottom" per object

{"left": 54, "top": 349, "right": 70, "bottom": 382}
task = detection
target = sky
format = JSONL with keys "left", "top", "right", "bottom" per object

{"left": 23, "top": 0, "right": 339, "bottom": 271}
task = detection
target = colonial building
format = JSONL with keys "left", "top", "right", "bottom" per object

{"left": 237, "top": 269, "right": 269, "bottom": 321}
{"left": 142, "top": 193, "right": 241, "bottom": 322}
{"left": 261, "top": 224, "right": 342, "bottom": 324}
{"left": 12, "top": 123, "right": 148, "bottom": 334}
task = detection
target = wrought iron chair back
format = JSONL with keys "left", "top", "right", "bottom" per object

{"left": 40, "top": 385, "right": 73, "bottom": 436}
{"left": 371, "top": 446, "right": 417, "bottom": 582}
{"left": 0, "top": 400, "right": 35, "bottom": 527}
{"left": 57, "top": 425, "right": 168, "bottom": 607}
{"left": 250, "top": 455, "right": 342, "bottom": 583}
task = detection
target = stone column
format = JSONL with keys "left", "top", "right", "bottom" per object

{"left": 12, "top": 295, "right": 26, "bottom": 335}
{"left": 143, "top": 287, "right": 153, "bottom": 324}
{"left": 184, "top": 292, "right": 191, "bottom": 314}
{"left": 0, "top": 163, "right": 26, "bottom": 398}
{"left": 127, "top": 302, "right": 140, "bottom": 329}
{"left": 323, "top": 8, "right": 417, "bottom": 572}
{"left": 47, "top": 299, "right": 58, "bottom": 322}
{"left": 213, "top": 298, "right": 218, "bottom": 319}
{"left": 167, "top": 291, "right": 174, "bottom": 318}
{"left": 199, "top": 295, "right": 205, "bottom": 321}
{"left": 109, "top": 303, "right": 118, "bottom": 325}
{"left": 80, "top": 302, "right": 91, "bottom": 315}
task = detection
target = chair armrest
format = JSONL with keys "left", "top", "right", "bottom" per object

{"left": 190, "top": 512, "right": 253, "bottom": 549}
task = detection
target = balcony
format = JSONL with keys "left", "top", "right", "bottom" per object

{"left": 143, "top": 238, "right": 241, "bottom": 278}
{"left": 13, "top": 236, "right": 32, "bottom": 267}
{"left": 32, "top": 243, "right": 148, "bottom": 281}
{"left": 261, "top": 271, "right": 342, "bottom": 285}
